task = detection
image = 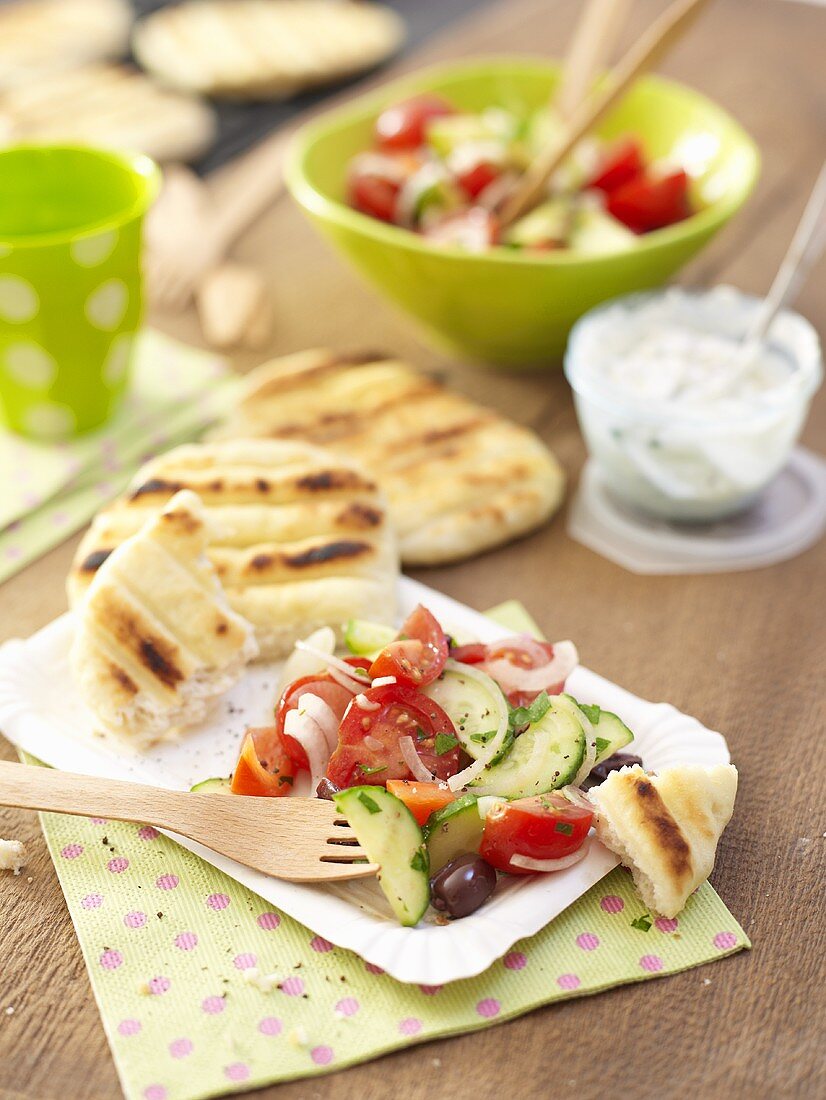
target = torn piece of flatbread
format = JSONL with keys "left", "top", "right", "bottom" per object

{"left": 71, "top": 490, "right": 258, "bottom": 747}
{"left": 589, "top": 764, "right": 738, "bottom": 918}
{"left": 0, "top": 0, "right": 131, "bottom": 92}
{"left": 68, "top": 439, "right": 399, "bottom": 660}
{"left": 209, "top": 349, "right": 566, "bottom": 565}
{"left": 0, "top": 62, "right": 216, "bottom": 163}
{"left": 132, "top": 0, "right": 405, "bottom": 101}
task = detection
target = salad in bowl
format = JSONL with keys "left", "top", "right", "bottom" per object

{"left": 346, "top": 92, "right": 693, "bottom": 254}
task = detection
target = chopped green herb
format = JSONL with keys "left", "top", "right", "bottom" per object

{"left": 578, "top": 702, "right": 602, "bottom": 725}
{"left": 489, "top": 730, "right": 515, "bottom": 767}
{"left": 409, "top": 849, "right": 428, "bottom": 873}
{"left": 434, "top": 733, "right": 459, "bottom": 755}
{"left": 359, "top": 764, "right": 387, "bottom": 775}
{"left": 415, "top": 725, "right": 427, "bottom": 742}
{"left": 357, "top": 791, "right": 381, "bottom": 815}
{"left": 469, "top": 729, "right": 496, "bottom": 745}
{"left": 508, "top": 691, "right": 552, "bottom": 733}
{"left": 631, "top": 914, "right": 652, "bottom": 932}
{"left": 595, "top": 736, "right": 611, "bottom": 757}
{"left": 554, "top": 821, "right": 574, "bottom": 836}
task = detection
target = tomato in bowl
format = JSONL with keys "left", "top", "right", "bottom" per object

{"left": 285, "top": 57, "right": 759, "bottom": 365}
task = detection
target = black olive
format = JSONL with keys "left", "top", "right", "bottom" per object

{"left": 430, "top": 853, "right": 497, "bottom": 919}
{"left": 582, "top": 752, "right": 644, "bottom": 790}
{"left": 315, "top": 777, "right": 341, "bottom": 801}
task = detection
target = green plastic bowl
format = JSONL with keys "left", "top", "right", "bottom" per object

{"left": 286, "top": 58, "right": 760, "bottom": 367}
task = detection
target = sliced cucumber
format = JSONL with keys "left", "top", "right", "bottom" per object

{"left": 504, "top": 198, "right": 573, "bottom": 248}
{"left": 424, "top": 660, "right": 509, "bottom": 761}
{"left": 469, "top": 697, "right": 585, "bottom": 799}
{"left": 569, "top": 207, "right": 637, "bottom": 254}
{"left": 575, "top": 701, "right": 634, "bottom": 764}
{"left": 423, "top": 793, "right": 483, "bottom": 874}
{"left": 190, "top": 777, "right": 232, "bottom": 794}
{"left": 333, "top": 786, "right": 430, "bottom": 926}
{"left": 343, "top": 619, "right": 396, "bottom": 657}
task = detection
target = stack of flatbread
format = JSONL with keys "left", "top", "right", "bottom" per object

{"left": 68, "top": 439, "right": 399, "bottom": 660}
{"left": 72, "top": 490, "right": 258, "bottom": 746}
{"left": 0, "top": 0, "right": 131, "bottom": 91}
{"left": 132, "top": 0, "right": 406, "bottom": 100}
{"left": 210, "top": 349, "right": 566, "bottom": 565}
{"left": 0, "top": 63, "right": 216, "bottom": 164}
{"left": 590, "top": 764, "right": 738, "bottom": 918}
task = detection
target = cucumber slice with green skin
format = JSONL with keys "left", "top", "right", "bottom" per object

{"left": 333, "top": 786, "right": 430, "bottom": 927}
{"left": 469, "top": 697, "right": 585, "bottom": 799}
{"left": 424, "top": 659, "right": 509, "bottom": 761}
{"left": 575, "top": 702, "right": 634, "bottom": 764}
{"left": 423, "top": 793, "right": 483, "bottom": 874}
{"left": 190, "top": 777, "right": 231, "bottom": 793}
{"left": 504, "top": 198, "right": 574, "bottom": 248}
{"left": 343, "top": 619, "right": 396, "bottom": 658}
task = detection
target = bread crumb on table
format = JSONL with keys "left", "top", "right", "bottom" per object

{"left": 0, "top": 838, "right": 27, "bottom": 875}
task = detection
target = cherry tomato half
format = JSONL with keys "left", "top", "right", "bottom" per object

{"left": 480, "top": 793, "right": 593, "bottom": 874}
{"left": 607, "top": 169, "right": 690, "bottom": 233}
{"left": 375, "top": 94, "right": 454, "bottom": 151}
{"left": 587, "top": 137, "right": 645, "bottom": 194}
{"left": 369, "top": 604, "right": 448, "bottom": 688}
{"left": 385, "top": 779, "right": 455, "bottom": 826}
{"left": 457, "top": 161, "right": 501, "bottom": 199}
{"left": 348, "top": 173, "right": 400, "bottom": 222}
{"left": 449, "top": 642, "right": 488, "bottom": 664}
{"left": 326, "top": 683, "right": 460, "bottom": 788}
{"left": 231, "top": 726, "right": 295, "bottom": 797}
{"left": 275, "top": 658, "right": 370, "bottom": 771}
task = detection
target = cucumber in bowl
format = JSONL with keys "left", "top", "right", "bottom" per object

{"left": 334, "top": 786, "right": 430, "bottom": 927}
{"left": 190, "top": 777, "right": 232, "bottom": 794}
{"left": 573, "top": 700, "right": 635, "bottom": 764}
{"left": 423, "top": 792, "right": 483, "bottom": 874}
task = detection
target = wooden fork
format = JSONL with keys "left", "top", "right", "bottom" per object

{"left": 0, "top": 761, "right": 378, "bottom": 883}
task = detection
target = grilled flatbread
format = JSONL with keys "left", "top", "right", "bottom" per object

{"left": 68, "top": 439, "right": 399, "bottom": 659}
{"left": 71, "top": 490, "right": 258, "bottom": 746}
{"left": 132, "top": 0, "right": 405, "bottom": 101}
{"left": 589, "top": 764, "right": 738, "bottom": 918}
{"left": 0, "top": 0, "right": 131, "bottom": 91}
{"left": 0, "top": 62, "right": 216, "bottom": 163}
{"left": 210, "top": 349, "right": 566, "bottom": 565}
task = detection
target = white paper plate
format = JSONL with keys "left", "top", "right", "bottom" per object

{"left": 0, "top": 578, "right": 730, "bottom": 984}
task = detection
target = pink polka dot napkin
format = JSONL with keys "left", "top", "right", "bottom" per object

{"left": 15, "top": 603, "right": 750, "bottom": 1100}
{"left": 0, "top": 329, "right": 236, "bottom": 585}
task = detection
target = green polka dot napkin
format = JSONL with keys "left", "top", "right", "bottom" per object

{"left": 0, "top": 329, "right": 236, "bottom": 585}
{"left": 22, "top": 603, "right": 749, "bottom": 1100}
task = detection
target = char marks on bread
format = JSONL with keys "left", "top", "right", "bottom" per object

{"left": 589, "top": 763, "right": 738, "bottom": 918}
{"left": 71, "top": 490, "right": 258, "bottom": 747}
{"left": 209, "top": 348, "right": 566, "bottom": 565}
{"left": 68, "top": 439, "right": 399, "bottom": 660}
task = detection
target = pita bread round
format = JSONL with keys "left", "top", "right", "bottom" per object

{"left": 210, "top": 349, "right": 566, "bottom": 565}
{"left": 69, "top": 439, "right": 399, "bottom": 660}
{"left": 133, "top": 0, "right": 405, "bottom": 101}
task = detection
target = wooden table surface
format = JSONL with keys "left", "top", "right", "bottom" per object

{"left": 2, "top": 0, "right": 825, "bottom": 1097}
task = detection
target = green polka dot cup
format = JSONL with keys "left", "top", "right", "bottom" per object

{"left": 0, "top": 145, "right": 160, "bottom": 440}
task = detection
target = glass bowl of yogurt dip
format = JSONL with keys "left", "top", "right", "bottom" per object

{"left": 564, "top": 286, "right": 823, "bottom": 522}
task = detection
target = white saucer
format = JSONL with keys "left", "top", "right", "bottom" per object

{"left": 568, "top": 448, "right": 826, "bottom": 575}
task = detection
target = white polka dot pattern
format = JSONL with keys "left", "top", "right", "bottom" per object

{"left": 85, "top": 278, "right": 128, "bottom": 331}
{"left": 0, "top": 274, "right": 39, "bottom": 323}
{"left": 71, "top": 229, "right": 119, "bottom": 268}
{"left": 22, "top": 401, "right": 76, "bottom": 440}
{"left": 3, "top": 341, "right": 58, "bottom": 388}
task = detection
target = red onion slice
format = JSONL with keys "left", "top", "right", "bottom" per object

{"left": 399, "top": 735, "right": 435, "bottom": 782}
{"left": 509, "top": 843, "right": 590, "bottom": 873}
{"left": 284, "top": 702, "right": 332, "bottom": 791}
{"left": 294, "top": 640, "right": 370, "bottom": 685}
{"left": 294, "top": 692, "right": 339, "bottom": 753}
{"left": 481, "top": 639, "right": 579, "bottom": 696}
{"left": 354, "top": 693, "right": 381, "bottom": 712}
